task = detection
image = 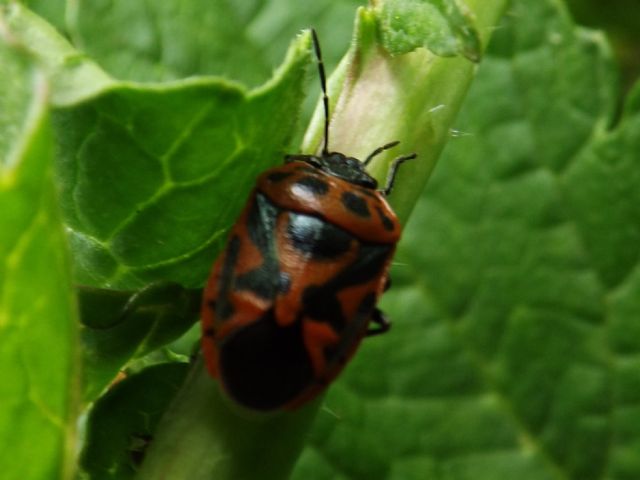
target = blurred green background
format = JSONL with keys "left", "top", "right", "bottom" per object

{"left": 567, "top": 0, "right": 640, "bottom": 91}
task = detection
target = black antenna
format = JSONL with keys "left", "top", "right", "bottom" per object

{"left": 311, "top": 29, "right": 330, "bottom": 156}
{"left": 363, "top": 141, "right": 400, "bottom": 166}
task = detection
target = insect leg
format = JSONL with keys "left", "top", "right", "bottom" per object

{"left": 381, "top": 153, "right": 417, "bottom": 196}
{"left": 366, "top": 308, "right": 391, "bottom": 336}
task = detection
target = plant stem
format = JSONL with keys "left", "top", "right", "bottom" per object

{"left": 135, "top": 359, "right": 320, "bottom": 480}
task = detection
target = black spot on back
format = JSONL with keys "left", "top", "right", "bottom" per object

{"left": 294, "top": 176, "right": 330, "bottom": 196}
{"left": 323, "top": 291, "right": 377, "bottom": 366}
{"left": 294, "top": 166, "right": 319, "bottom": 174}
{"left": 235, "top": 194, "right": 281, "bottom": 300}
{"left": 218, "top": 310, "right": 313, "bottom": 411}
{"left": 376, "top": 206, "right": 395, "bottom": 231}
{"left": 217, "top": 235, "right": 240, "bottom": 320}
{"left": 301, "top": 242, "right": 392, "bottom": 332}
{"left": 267, "top": 171, "right": 293, "bottom": 183}
{"left": 287, "top": 213, "right": 353, "bottom": 260}
{"left": 330, "top": 243, "right": 391, "bottom": 288}
{"left": 342, "top": 191, "right": 370, "bottom": 218}
{"left": 236, "top": 266, "right": 276, "bottom": 299}
{"left": 357, "top": 188, "right": 377, "bottom": 198}
{"left": 357, "top": 291, "right": 377, "bottom": 314}
{"left": 302, "top": 286, "right": 345, "bottom": 332}
{"left": 246, "top": 193, "right": 279, "bottom": 256}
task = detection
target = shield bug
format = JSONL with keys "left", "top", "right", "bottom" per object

{"left": 201, "top": 29, "right": 415, "bottom": 411}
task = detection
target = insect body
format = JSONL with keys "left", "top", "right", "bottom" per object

{"left": 200, "top": 29, "right": 415, "bottom": 411}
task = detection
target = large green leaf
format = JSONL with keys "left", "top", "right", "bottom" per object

{"left": 293, "top": 0, "right": 640, "bottom": 479}
{"left": 22, "top": 0, "right": 65, "bottom": 31}
{"left": 0, "top": 30, "right": 78, "bottom": 480}
{"left": 0, "top": 3, "right": 113, "bottom": 106}
{"left": 55, "top": 44, "right": 311, "bottom": 291}
{"left": 78, "top": 283, "right": 201, "bottom": 401}
{"left": 63, "top": 0, "right": 271, "bottom": 85}
{"left": 1, "top": 4, "right": 314, "bottom": 291}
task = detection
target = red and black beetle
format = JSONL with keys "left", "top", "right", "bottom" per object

{"left": 201, "top": 29, "right": 415, "bottom": 411}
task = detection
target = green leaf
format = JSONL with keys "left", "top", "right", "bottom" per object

{"left": 22, "top": 0, "right": 66, "bottom": 33}
{"left": 55, "top": 40, "right": 310, "bottom": 289}
{"left": 234, "top": 0, "right": 364, "bottom": 69}
{"left": 376, "top": 0, "right": 482, "bottom": 61}
{"left": 294, "top": 0, "right": 640, "bottom": 479}
{"left": 27, "top": 0, "right": 366, "bottom": 89}
{"left": 63, "top": 0, "right": 272, "bottom": 85}
{"left": 1, "top": 4, "right": 314, "bottom": 289}
{"left": 0, "top": 30, "right": 78, "bottom": 480}
{"left": 80, "top": 363, "right": 189, "bottom": 480}
{"left": 0, "top": 3, "right": 113, "bottom": 106}
{"left": 79, "top": 283, "right": 201, "bottom": 402}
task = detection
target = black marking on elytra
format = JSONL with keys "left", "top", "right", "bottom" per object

{"left": 329, "top": 243, "right": 391, "bottom": 291}
{"left": 357, "top": 188, "right": 377, "bottom": 198}
{"left": 267, "top": 171, "right": 293, "bottom": 183}
{"left": 218, "top": 309, "right": 313, "bottom": 411}
{"left": 301, "top": 242, "right": 392, "bottom": 333}
{"left": 322, "top": 291, "right": 379, "bottom": 367}
{"left": 302, "top": 286, "right": 345, "bottom": 332}
{"left": 236, "top": 265, "right": 278, "bottom": 300}
{"left": 246, "top": 193, "right": 279, "bottom": 256}
{"left": 207, "top": 299, "right": 217, "bottom": 310}
{"left": 203, "top": 327, "right": 215, "bottom": 338}
{"left": 294, "top": 175, "right": 330, "bottom": 196}
{"left": 376, "top": 206, "right": 395, "bottom": 231}
{"left": 287, "top": 213, "right": 353, "bottom": 260}
{"left": 341, "top": 191, "right": 370, "bottom": 218}
{"left": 294, "top": 165, "right": 320, "bottom": 174}
{"left": 358, "top": 292, "right": 377, "bottom": 314}
{"left": 235, "top": 193, "right": 282, "bottom": 300}
{"left": 217, "top": 235, "right": 240, "bottom": 320}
